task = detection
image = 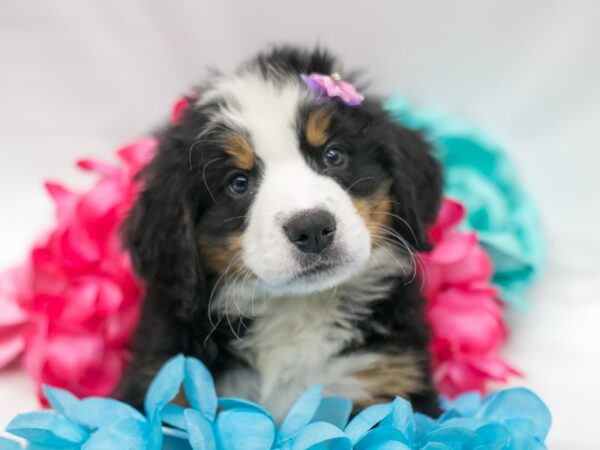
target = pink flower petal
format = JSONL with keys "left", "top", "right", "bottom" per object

{"left": 171, "top": 96, "right": 191, "bottom": 125}
{"left": 44, "top": 182, "right": 79, "bottom": 224}
{"left": 0, "top": 330, "right": 25, "bottom": 368}
{"left": 0, "top": 267, "right": 30, "bottom": 326}
{"left": 427, "top": 232, "right": 477, "bottom": 264}
{"left": 77, "top": 159, "right": 120, "bottom": 179}
{"left": 116, "top": 137, "right": 157, "bottom": 172}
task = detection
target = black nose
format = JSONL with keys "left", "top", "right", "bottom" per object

{"left": 284, "top": 210, "right": 336, "bottom": 254}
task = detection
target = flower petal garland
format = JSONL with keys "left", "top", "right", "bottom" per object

{"left": 419, "top": 198, "right": 519, "bottom": 397}
{"left": 4, "top": 354, "right": 552, "bottom": 449}
{"left": 0, "top": 95, "right": 540, "bottom": 402}
{"left": 0, "top": 138, "right": 156, "bottom": 400}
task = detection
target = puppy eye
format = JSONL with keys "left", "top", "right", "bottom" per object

{"left": 228, "top": 173, "right": 250, "bottom": 195}
{"left": 323, "top": 146, "right": 346, "bottom": 167}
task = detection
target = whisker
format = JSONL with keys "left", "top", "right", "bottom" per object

{"left": 200, "top": 157, "right": 223, "bottom": 204}
{"left": 344, "top": 177, "right": 374, "bottom": 193}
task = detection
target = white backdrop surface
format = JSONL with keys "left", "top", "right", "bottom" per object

{"left": 1, "top": 1, "right": 599, "bottom": 448}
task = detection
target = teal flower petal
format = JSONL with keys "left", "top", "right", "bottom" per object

{"left": 278, "top": 385, "right": 323, "bottom": 442}
{"left": 42, "top": 386, "right": 79, "bottom": 419}
{"left": 312, "top": 397, "right": 353, "bottom": 429}
{"left": 0, "top": 437, "right": 22, "bottom": 450}
{"left": 475, "top": 423, "right": 511, "bottom": 450}
{"left": 344, "top": 403, "right": 393, "bottom": 445}
{"left": 184, "top": 357, "right": 218, "bottom": 421}
{"left": 81, "top": 418, "right": 148, "bottom": 450}
{"left": 380, "top": 397, "right": 415, "bottom": 443}
{"left": 478, "top": 387, "right": 552, "bottom": 441}
{"left": 163, "top": 427, "right": 193, "bottom": 450}
{"left": 144, "top": 354, "right": 186, "bottom": 449}
{"left": 144, "top": 354, "right": 186, "bottom": 418}
{"left": 185, "top": 409, "right": 217, "bottom": 450}
{"left": 162, "top": 404, "right": 187, "bottom": 430}
{"left": 414, "top": 413, "right": 436, "bottom": 443}
{"left": 71, "top": 397, "right": 146, "bottom": 429}
{"left": 290, "top": 422, "right": 351, "bottom": 450}
{"left": 219, "top": 397, "right": 274, "bottom": 420}
{"left": 216, "top": 409, "right": 276, "bottom": 450}
{"left": 440, "top": 391, "right": 482, "bottom": 417}
{"left": 355, "top": 427, "right": 410, "bottom": 450}
{"left": 422, "top": 426, "right": 484, "bottom": 448}
{"left": 6, "top": 411, "right": 88, "bottom": 449}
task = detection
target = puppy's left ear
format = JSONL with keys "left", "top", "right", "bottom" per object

{"left": 385, "top": 123, "right": 443, "bottom": 251}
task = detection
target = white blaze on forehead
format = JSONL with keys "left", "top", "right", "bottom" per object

{"left": 198, "top": 72, "right": 309, "bottom": 163}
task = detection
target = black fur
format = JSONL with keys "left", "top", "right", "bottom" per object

{"left": 116, "top": 46, "right": 443, "bottom": 416}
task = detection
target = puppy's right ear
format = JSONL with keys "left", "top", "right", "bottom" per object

{"left": 123, "top": 129, "right": 206, "bottom": 321}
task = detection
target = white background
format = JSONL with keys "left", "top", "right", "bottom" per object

{"left": 1, "top": 1, "right": 599, "bottom": 447}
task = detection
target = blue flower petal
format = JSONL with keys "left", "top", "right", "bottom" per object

{"left": 278, "top": 385, "right": 323, "bottom": 442}
{"left": 144, "top": 354, "right": 186, "bottom": 449}
{"left": 219, "top": 397, "right": 273, "bottom": 419}
{"left": 379, "top": 397, "right": 414, "bottom": 443}
{"left": 355, "top": 427, "right": 410, "bottom": 450}
{"left": 421, "top": 444, "right": 452, "bottom": 450}
{"left": 6, "top": 411, "right": 88, "bottom": 448}
{"left": 311, "top": 397, "right": 353, "bottom": 429}
{"left": 144, "top": 354, "right": 186, "bottom": 418}
{"left": 437, "top": 417, "right": 487, "bottom": 431}
{"left": 162, "top": 404, "right": 187, "bottom": 430}
{"left": 476, "top": 423, "right": 511, "bottom": 450}
{"left": 344, "top": 403, "right": 393, "bottom": 445}
{"left": 502, "top": 418, "right": 538, "bottom": 449}
{"left": 81, "top": 418, "right": 148, "bottom": 450}
{"left": 184, "top": 357, "right": 218, "bottom": 422}
{"left": 414, "top": 413, "right": 436, "bottom": 443}
{"left": 71, "top": 397, "right": 146, "bottom": 429}
{"left": 163, "top": 427, "right": 193, "bottom": 450}
{"left": 216, "top": 409, "right": 276, "bottom": 450}
{"left": 440, "top": 391, "right": 482, "bottom": 417}
{"left": 42, "top": 386, "right": 79, "bottom": 419}
{"left": 422, "top": 426, "right": 484, "bottom": 448}
{"left": 185, "top": 409, "right": 217, "bottom": 450}
{"left": 0, "top": 437, "right": 22, "bottom": 450}
{"left": 478, "top": 388, "right": 552, "bottom": 441}
{"left": 290, "top": 422, "right": 351, "bottom": 450}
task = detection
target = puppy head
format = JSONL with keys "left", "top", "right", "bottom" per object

{"left": 124, "top": 47, "right": 442, "bottom": 310}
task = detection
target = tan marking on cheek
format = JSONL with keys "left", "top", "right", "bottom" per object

{"left": 222, "top": 134, "right": 255, "bottom": 170}
{"left": 305, "top": 108, "right": 331, "bottom": 147}
{"left": 198, "top": 234, "right": 249, "bottom": 276}
{"left": 352, "top": 353, "right": 425, "bottom": 409}
{"left": 352, "top": 184, "right": 393, "bottom": 247}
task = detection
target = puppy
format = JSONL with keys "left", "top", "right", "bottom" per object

{"left": 117, "top": 46, "right": 443, "bottom": 420}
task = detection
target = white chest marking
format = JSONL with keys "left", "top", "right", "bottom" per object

{"left": 214, "top": 248, "right": 407, "bottom": 421}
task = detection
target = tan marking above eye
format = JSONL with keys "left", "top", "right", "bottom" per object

{"left": 305, "top": 108, "right": 331, "bottom": 147}
{"left": 222, "top": 134, "right": 256, "bottom": 170}
{"left": 351, "top": 182, "right": 393, "bottom": 247}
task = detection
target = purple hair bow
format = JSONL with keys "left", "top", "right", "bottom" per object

{"left": 301, "top": 72, "right": 364, "bottom": 107}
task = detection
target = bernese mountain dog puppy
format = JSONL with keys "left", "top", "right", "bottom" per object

{"left": 117, "top": 46, "right": 443, "bottom": 420}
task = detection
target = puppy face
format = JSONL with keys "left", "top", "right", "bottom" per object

{"left": 191, "top": 71, "right": 403, "bottom": 295}
{"left": 126, "top": 48, "right": 442, "bottom": 310}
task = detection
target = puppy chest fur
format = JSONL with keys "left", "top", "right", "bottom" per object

{"left": 212, "top": 249, "right": 426, "bottom": 421}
